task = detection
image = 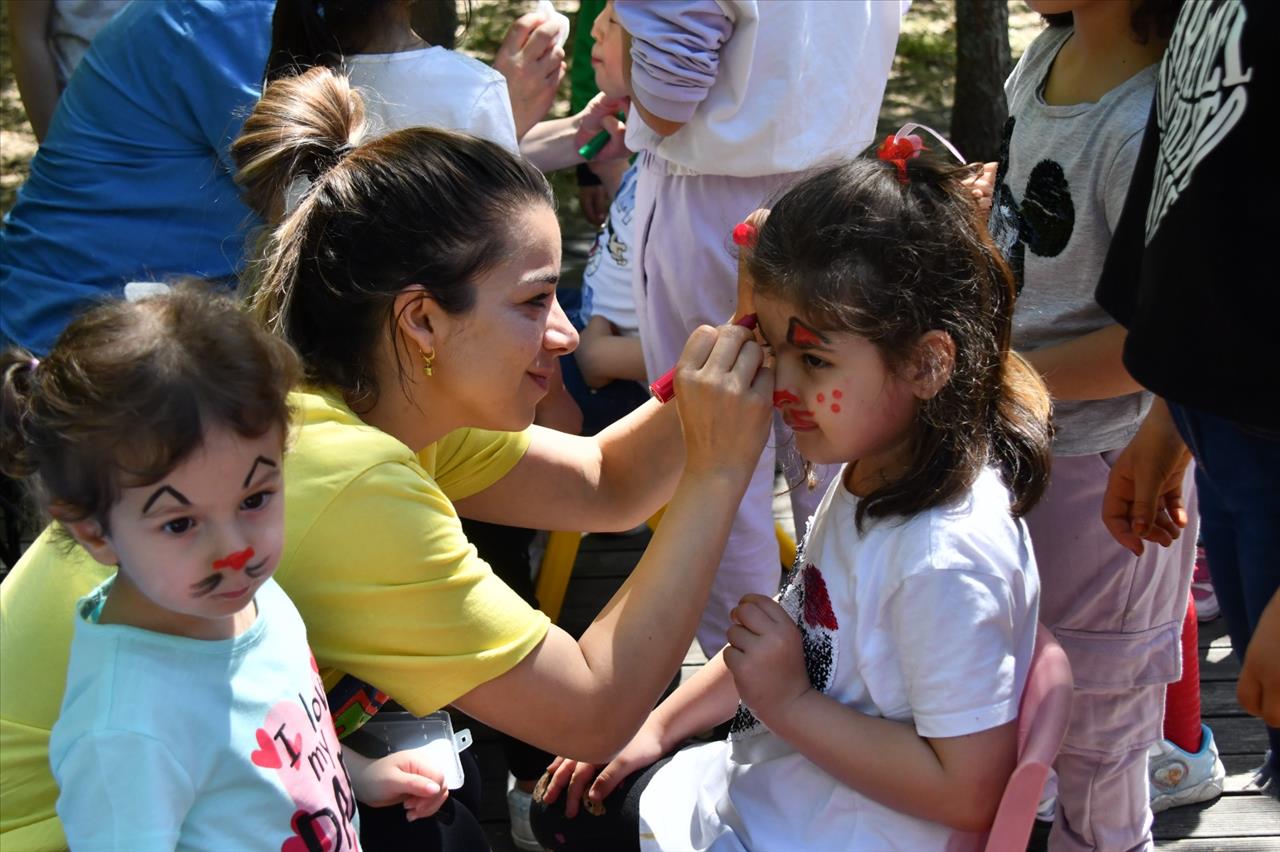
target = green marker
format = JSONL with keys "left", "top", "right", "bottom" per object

{"left": 577, "top": 113, "right": 627, "bottom": 160}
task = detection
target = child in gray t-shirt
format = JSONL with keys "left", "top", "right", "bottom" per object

{"left": 989, "top": 5, "right": 1208, "bottom": 850}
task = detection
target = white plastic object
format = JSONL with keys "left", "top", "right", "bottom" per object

{"left": 349, "top": 710, "right": 473, "bottom": 790}
{"left": 535, "top": 0, "right": 571, "bottom": 50}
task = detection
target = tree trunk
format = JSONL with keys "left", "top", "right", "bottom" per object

{"left": 951, "top": 0, "right": 1011, "bottom": 163}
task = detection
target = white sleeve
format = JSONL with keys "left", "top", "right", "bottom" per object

{"left": 54, "top": 729, "right": 196, "bottom": 851}
{"left": 469, "top": 79, "right": 520, "bottom": 153}
{"left": 887, "top": 569, "right": 1022, "bottom": 739}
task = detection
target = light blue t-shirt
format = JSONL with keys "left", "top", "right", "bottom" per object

{"left": 0, "top": 0, "right": 273, "bottom": 355}
{"left": 49, "top": 578, "right": 363, "bottom": 851}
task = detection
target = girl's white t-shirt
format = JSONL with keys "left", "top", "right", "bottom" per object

{"left": 345, "top": 47, "right": 518, "bottom": 151}
{"left": 639, "top": 467, "right": 1040, "bottom": 851}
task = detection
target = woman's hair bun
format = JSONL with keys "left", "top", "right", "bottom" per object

{"left": 233, "top": 66, "right": 367, "bottom": 220}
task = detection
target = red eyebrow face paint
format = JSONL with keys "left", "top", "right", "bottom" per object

{"left": 213, "top": 547, "right": 255, "bottom": 571}
{"left": 650, "top": 313, "right": 758, "bottom": 404}
{"left": 786, "top": 317, "right": 827, "bottom": 348}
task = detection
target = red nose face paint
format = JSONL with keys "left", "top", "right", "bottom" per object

{"left": 773, "top": 390, "right": 800, "bottom": 409}
{"left": 213, "top": 547, "right": 255, "bottom": 571}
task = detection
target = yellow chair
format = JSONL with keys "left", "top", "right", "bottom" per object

{"left": 534, "top": 509, "right": 797, "bottom": 624}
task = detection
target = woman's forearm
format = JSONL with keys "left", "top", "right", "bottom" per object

{"left": 455, "top": 465, "right": 756, "bottom": 761}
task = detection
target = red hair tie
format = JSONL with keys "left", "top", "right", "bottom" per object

{"left": 876, "top": 123, "right": 967, "bottom": 185}
{"left": 877, "top": 133, "right": 925, "bottom": 184}
{"left": 731, "top": 221, "right": 758, "bottom": 247}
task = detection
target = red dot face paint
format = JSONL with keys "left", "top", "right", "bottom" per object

{"left": 827, "top": 388, "right": 843, "bottom": 413}
{"left": 212, "top": 547, "right": 255, "bottom": 571}
{"left": 816, "top": 393, "right": 825, "bottom": 403}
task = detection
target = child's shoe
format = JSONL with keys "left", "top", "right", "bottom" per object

{"left": 1148, "top": 723, "right": 1226, "bottom": 812}
{"left": 1191, "top": 545, "right": 1220, "bottom": 622}
{"left": 1035, "top": 769, "right": 1057, "bottom": 822}
{"left": 508, "top": 773, "right": 546, "bottom": 851}
{"left": 1248, "top": 750, "right": 1279, "bottom": 801}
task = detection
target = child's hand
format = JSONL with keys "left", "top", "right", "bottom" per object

{"left": 1239, "top": 589, "right": 1280, "bottom": 727}
{"left": 495, "top": 13, "right": 567, "bottom": 138}
{"left": 573, "top": 93, "right": 631, "bottom": 163}
{"left": 537, "top": 723, "right": 666, "bottom": 818}
{"left": 724, "top": 594, "right": 810, "bottom": 725}
{"left": 1100, "top": 400, "right": 1190, "bottom": 556}
{"left": 345, "top": 748, "right": 450, "bottom": 821}
{"left": 962, "top": 162, "right": 997, "bottom": 215}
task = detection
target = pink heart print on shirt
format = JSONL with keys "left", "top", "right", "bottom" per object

{"left": 251, "top": 653, "right": 360, "bottom": 851}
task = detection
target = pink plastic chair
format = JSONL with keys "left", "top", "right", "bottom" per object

{"left": 981, "top": 624, "right": 1073, "bottom": 852}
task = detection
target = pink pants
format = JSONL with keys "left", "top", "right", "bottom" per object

{"left": 1027, "top": 451, "right": 1197, "bottom": 852}
{"left": 631, "top": 153, "right": 833, "bottom": 654}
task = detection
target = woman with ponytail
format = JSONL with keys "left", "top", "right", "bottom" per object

{"left": 2, "top": 65, "right": 771, "bottom": 852}
{"left": 232, "top": 66, "right": 765, "bottom": 845}
{"left": 531, "top": 153, "right": 1053, "bottom": 851}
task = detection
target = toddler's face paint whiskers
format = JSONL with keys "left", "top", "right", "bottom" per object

{"left": 190, "top": 574, "right": 223, "bottom": 598}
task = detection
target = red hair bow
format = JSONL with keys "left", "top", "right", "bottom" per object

{"left": 877, "top": 133, "right": 925, "bottom": 184}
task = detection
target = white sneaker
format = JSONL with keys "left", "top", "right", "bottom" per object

{"left": 1036, "top": 769, "right": 1057, "bottom": 822}
{"left": 1149, "top": 724, "right": 1226, "bottom": 813}
{"left": 507, "top": 773, "right": 545, "bottom": 851}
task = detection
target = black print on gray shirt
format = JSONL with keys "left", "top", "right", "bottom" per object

{"left": 990, "top": 116, "right": 1076, "bottom": 293}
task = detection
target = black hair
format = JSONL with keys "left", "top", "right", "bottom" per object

{"left": 747, "top": 155, "right": 1052, "bottom": 529}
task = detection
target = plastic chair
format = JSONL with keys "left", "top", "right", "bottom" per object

{"left": 534, "top": 509, "right": 797, "bottom": 623}
{"left": 981, "top": 624, "right": 1074, "bottom": 852}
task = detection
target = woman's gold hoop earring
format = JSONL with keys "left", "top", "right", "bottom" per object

{"left": 421, "top": 348, "right": 436, "bottom": 377}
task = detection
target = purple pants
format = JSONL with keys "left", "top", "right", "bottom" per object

{"left": 1028, "top": 451, "right": 1197, "bottom": 852}
{"left": 631, "top": 152, "right": 833, "bottom": 654}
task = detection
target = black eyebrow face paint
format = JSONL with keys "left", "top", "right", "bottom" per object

{"left": 142, "top": 485, "right": 191, "bottom": 514}
{"left": 242, "top": 456, "right": 278, "bottom": 489}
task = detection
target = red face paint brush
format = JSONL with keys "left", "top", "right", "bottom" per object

{"left": 647, "top": 313, "right": 758, "bottom": 403}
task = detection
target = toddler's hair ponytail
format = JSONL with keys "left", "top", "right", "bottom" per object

{"left": 0, "top": 354, "right": 43, "bottom": 481}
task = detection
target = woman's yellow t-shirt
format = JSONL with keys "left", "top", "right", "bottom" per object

{"left": 0, "top": 389, "right": 549, "bottom": 849}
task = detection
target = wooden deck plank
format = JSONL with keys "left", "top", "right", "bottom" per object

{"left": 1153, "top": 796, "right": 1280, "bottom": 839}
{"left": 1155, "top": 840, "right": 1280, "bottom": 851}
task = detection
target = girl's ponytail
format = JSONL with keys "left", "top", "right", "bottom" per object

{"left": 0, "top": 351, "right": 41, "bottom": 480}
{"left": 992, "top": 351, "right": 1053, "bottom": 516}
